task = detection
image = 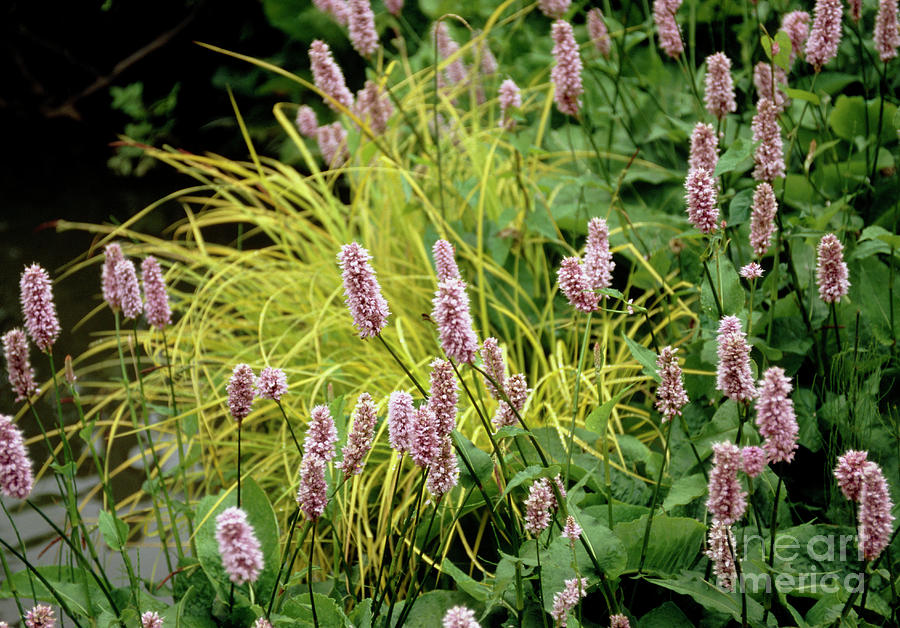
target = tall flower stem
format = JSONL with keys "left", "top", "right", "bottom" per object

{"left": 830, "top": 303, "right": 843, "bottom": 353}
{"left": 376, "top": 334, "right": 428, "bottom": 397}
{"left": 679, "top": 413, "right": 708, "bottom": 481}
{"left": 267, "top": 507, "right": 301, "bottom": 617}
{"left": 0, "top": 498, "right": 38, "bottom": 605}
{"left": 638, "top": 419, "right": 672, "bottom": 573}
{"left": 762, "top": 473, "right": 784, "bottom": 623}
{"left": 162, "top": 327, "right": 195, "bottom": 541}
{"left": 702, "top": 258, "right": 725, "bottom": 318}
{"left": 308, "top": 519, "right": 319, "bottom": 628}
{"left": 237, "top": 420, "right": 243, "bottom": 509}
{"left": 382, "top": 473, "right": 428, "bottom": 624}
{"left": 566, "top": 312, "right": 593, "bottom": 485}
{"left": 275, "top": 520, "right": 312, "bottom": 614}
{"left": 275, "top": 400, "right": 304, "bottom": 457}
{"left": 536, "top": 540, "right": 549, "bottom": 628}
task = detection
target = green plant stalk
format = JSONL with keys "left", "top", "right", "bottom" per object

{"left": 267, "top": 507, "right": 301, "bottom": 617}
{"left": 678, "top": 412, "right": 707, "bottom": 481}
{"left": 638, "top": 419, "right": 672, "bottom": 573}
{"left": 566, "top": 311, "right": 593, "bottom": 485}
{"left": 162, "top": 327, "right": 195, "bottom": 542}
{"left": 382, "top": 472, "right": 428, "bottom": 625}
{"left": 0, "top": 498, "right": 37, "bottom": 607}
{"left": 869, "top": 60, "right": 888, "bottom": 183}
{"left": 308, "top": 519, "right": 319, "bottom": 628}
{"left": 594, "top": 335, "right": 615, "bottom": 527}
{"left": 730, "top": 535, "right": 748, "bottom": 628}
{"left": 830, "top": 302, "right": 842, "bottom": 353}
{"left": 450, "top": 360, "right": 509, "bottom": 481}
{"left": 274, "top": 520, "right": 312, "bottom": 614}
{"left": 836, "top": 566, "right": 867, "bottom": 625}
{"left": 275, "top": 400, "right": 304, "bottom": 458}
{"left": 370, "top": 458, "right": 407, "bottom": 611}
{"left": 702, "top": 258, "right": 725, "bottom": 318}
{"left": 762, "top": 473, "right": 783, "bottom": 623}
{"left": 0, "top": 536, "right": 27, "bottom": 618}
{"left": 431, "top": 22, "right": 446, "bottom": 221}
{"left": 237, "top": 420, "right": 242, "bottom": 509}
{"left": 392, "top": 497, "right": 444, "bottom": 628}
{"left": 66, "top": 383, "right": 117, "bottom": 513}
{"left": 25, "top": 399, "right": 73, "bottom": 530}
{"left": 747, "top": 278, "right": 757, "bottom": 339}
{"left": 376, "top": 334, "right": 429, "bottom": 397}
{"left": 735, "top": 401, "right": 748, "bottom": 446}
{"left": 536, "top": 540, "right": 549, "bottom": 628}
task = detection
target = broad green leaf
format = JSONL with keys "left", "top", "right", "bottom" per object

{"left": 623, "top": 334, "right": 660, "bottom": 382}
{"left": 389, "top": 590, "right": 480, "bottom": 626}
{"left": 349, "top": 599, "right": 373, "bottom": 628}
{"left": 501, "top": 464, "right": 560, "bottom": 499}
{"left": 585, "top": 384, "right": 636, "bottom": 434}
{"left": 613, "top": 514, "right": 705, "bottom": 577}
{"left": 0, "top": 567, "right": 104, "bottom": 616}
{"left": 761, "top": 31, "right": 791, "bottom": 71}
{"left": 440, "top": 559, "right": 490, "bottom": 601}
{"left": 648, "top": 572, "right": 765, "bottom": 623}
{"left": 662, "top": 473, "right": 708, "bottom": 511}
{"left": 784, "top": 87, "right": 820, "bottom": 106}
{"left": 281, "top": 593, "right": 351, "bottom": 626}
{"left": 700, "top": 256, "right": 743, "bottom": 319}
{"left": 714, "top": 138, "right": 753, "bottom": 177}
{"left": 98, "top": 509, "right": 129, "bottom": 551}
{"left": 829, "top": 95, "right": 898, "bottom": 142}
{"left": 494, "top": 425, "right": 528, "bottom": 440}
{"left": 637, "top": 601, "right": 693, "bottom": 628}
{"left": 727, "top": 188, "right": 753, "bottom": 227}
{"left": 453, "top": 430, "right": 495, "bottom": 490}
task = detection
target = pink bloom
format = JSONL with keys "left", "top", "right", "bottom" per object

{"left": 442, "top": 606, "right": 480, "bottom": 628}
{"left": 684, "top": 167, "right": 719, "bottom": 234}
{"left": 704, "top": 53, "right": 737, "bottom": 119}
{"left": 858, "top": 461, "right": 895, "bottom": 560}
{"left": 781, "top": 11, "right": 811, "bottom": 67}
{"left": 816, "top": 233, "right": 850, "bottom": 303}
{"left": 835, "top": 449, "right": 869, "bottom": 501}
{"left": 550, "top": 20, "right": 583, "bottom": 117}
{"left": 3, "top": 329, "right": 38, "bottom": 402}
{"left": 498, "top": 78, "right": 522, "bottom": 129}
{"left": 141, "top": 256, "right": 172, "bottom": 330}
{"left": 477, "top": 35, "right": 498, "bottom": 75}
{"left": 653, "top": 0, "right": 684, "bottom": 58}
{"left": 433, "top": 239, "right": 461, "bottom": 281}
{"left": 705, "top": 520, "right": 737, "bottom": 590}
{"left": 584, "top": 217, "right": 615, "bottom": 291}
{"left": 434, "top": 22, "right": 468, "bottom": 87}
{"left": 740, "top": 262, "right": 764, "bottom": 280}
{"left": 338, "top": 392, "right": 378, "bottom": 477}
{"left": 102, "top": 243, "right": 124, "bottom": 311}
{"left": 255, "top": 367, "right": 288, "bottom": 401}
{"left": 388, "top": 391, "right": 415, "bottom": 454}
{"left": 24, "top": 605, "right": 55, "bottom": 628}
{"left": 115, "top": 259, "right": 143, "bottom": 320}
{"left": 433, "top": 278, "right": 479, "bottom": 363}
{"left": 480, "top": 338, "right": 507, "bottom": 399}
{"left": 426, "top": 436, "right": 459, "bottom": 497}
{"left": 309, "top": 40, "right": 354, "bottom": 111}
{"left": 338, "top": 242, "right": 391, "bottom": 338}
{"left": 557, "top": 257, "right": 600, "bottom": 312}
{"left": 253, "top": 619, "right": 273, "bottom": 628}
{"left": 610, "top": 615, "right": 631, "bottom": 628}
{"left": 523, "top": 477, "right": 555, "bottom": 534}
{"left": 348, "top": 0, "right": 379, "bottom": 57}
{"left": 550, "top": 578, "right": 589, "bottom": 627}
{"left": 493, "top": 373, "right": 530, "bottom": 428}
{"left": 410, "top": 404, "right": 441, "bottom": 467}
{"left": 755, "top": 367, "right": 798, "bottom": 463}
{"left": 749, "top": 182, "right": 778, "bottom": 257}
{"left": 805, "top": 0, "right": 843, "bottom": 70}
{"left": 752, "top": 98, "right": 785, "bottom": 182}
{"left": 0, "top": 414, "right": 34, "bottom": 499}
{"left": 689, "top": 122, "right": 718, "bottom": 174}
{"left": 741, "top": 445, "right": 766, "bottom": 478}
{"left": 716, "top": 316, "right": 757, "bottom": 403}
{"left": 849, "top": 0, "right": 862, "bottom": 22}
{"left": 753, "top": 62, "right": 788, "bottom": 111}
{"left": 587, "top": 8, "right": 611, "bottom": 56}
{"left": 215, "top": 507, "right": 264, "bottom": 585}
{"left": 312, "top": 0, "right": 349, "bottom": 25}
{"left": 354, "top": 80, "right": 393, "bottom": 134}
{"left": 538, "top": 0, "right": 570, "bottom": 19}
{"left": 384, "top": 0, "right": 403, "bottom": 16}
{"left": 20, "top": 264, "right": 61, "bottom": 353}
{"left": 562, "top": 514, "right": 582, "bottom": 545}
{"left": 707, "top": 441, "right": 747, "bottom": 525}
{"left": 655, "top": 346, "right": 689, "bottom": 422}
{"left": 305, "top": 405, "right": 338, "bottom": 462}
{"left": 141, "top": 611, "right": 163, "bottom": 628}
{"left": 875, "top": 0, "right": 900, "bottom": 62}
{"left": 296, "top": 454, "right": 328, "bottom": 520}
{"left": 429, "top": 359, "right": 458, "bottom": 438}
{"left": 296, "top": 105, "right": 318, "bottom": 138}
{"left": 226, "top": 364, "right": 255, "bottom": 422}
{"left": 316, "top": 121, "right": 349, "bottom": 166}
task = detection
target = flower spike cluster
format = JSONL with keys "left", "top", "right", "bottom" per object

{"left": 3, "top": 329, "right": 38, "bottom": 402}
{"left": 226, "top": 364, "right": 255, "bottom": 423}
{"left": 749, "top": 182, "right": 778, "bottom": 256}
{"left": 707, "top": 441, "right": 747, "bottom": 525}
{"left": 348, "top": 0, "right": 379, "bottom": 57}
{"left": 550, "top": 20, "right": 583, "bottom": 117}
{"left": 296, "top": 105, "right": 318, "bottom": 138}
{"left": 558, "top": 257, "right": 600, "bottom": 312}
{"left": 443, "top": 606, "right": 481, "bottom": 628}
{"left": 703, "top": 53, "right": 737, "bottom": 119}
{"left": 684, "top": 167, "right": 719, "bottom": 234}
{"left": 115, "top": 259, "right": 144, "bottom": 320}
{"left": 834, "top": 452, "right": 895, "bottom": 561}
{"left": 141, "top": 256, "right": 172, "bottom": 330}
{"left": 141, "top": 611, "right": 163, "bottom": 628}
{"left": 20, "top": 264, "right": 61, "bottom": 353}
{"left": 751, "top": 98, "right": 785, "bottom": 182}
{"left": 255, "top": 367, "right": 288, "bottom": 402}
{"left": 498, "top": 78, "right": 522, "bottom": 129}
{"left": 755, "top": 367, "right": 798, "bottom": 463}
{"left": 875, "top": 0, "right": 900, "bottom": 61}
{"left": 805, "top": 0, "right": 843, "bottom": 70}
{"left": 587, "top": 8, "right": 611, "bottom": 57}
{"left": 688, "top": 122, "right": 718, "bottom": 174}
{"left": 550, "top": 578, "right": 589, "bottom": 627}
{"left": 388, "top": 391, "right": 415, "bottom": 454}
{"left": 655, "top": 346, "right": 689, "bottom": 422}
{"left": 583, "top": 217, "right": 615, "bottom": 292}
{"left": 338, "top": 392, "right": 378, "bottom": 478}
{"left": 716, "top": 316, "right": 757, "bottom": 402}
{"left": 102, "top": 243, "right": 125, "bottom": 311}
{"left": 304, "top": 405, "right": 339, "bottom": 462}
{"left": 653, "top": 0, "right": 684, "bottom": 58}
{"left": 781, "top": 11, "right": 811, "bottom": 67}
{"left": 0, "top": 414, "right": 35, "bottom": 499}
{"left": 338, "top": 242, "right": 391, "bottom": 338}
{"left": 705, "top": 520, "right": 738, "bottom": 590}
{"left": 816, "top": 233, "right": 850, "bottom": 304}
{"left": 25, "top": 605, "right": 55, "bottom": 628}
{"left": 835, "top": 450, "right": 869, "bottom": 500}
{"left": 215, "top": 507, "right": 264, "bottom": 585}
{"left": 354, "top": 80, "right": 393, "bottom": 134}
{"left": 309, "top": 40, "right": 354, "bottom": 111}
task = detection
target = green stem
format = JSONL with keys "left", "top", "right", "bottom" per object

{"left": 309, "top": 519, "right": 319, "bottom": 628}
{"left": 763, "top": 473, "right": 783, "bottom": 623}
{"left": 702, "top": 258, "right": 725, "bottom": 318}
{"left": 566, "top": 312, "right": 593, "bottom": 485}
{"left": 638, "top": 419, "right": 672, "bottom": 573}
{"left": 376, "top": 334, "right": 429, "bottom": 397}
{"left": 162, "top": 327, "right": 195, "bottom": 541}
{"left": 276, "top": 400, "right": 304, "bottom": 458}
{"left": 830, "top": 302, "right": 842, "bottom": 354}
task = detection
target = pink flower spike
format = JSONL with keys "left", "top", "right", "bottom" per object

{"left": 562, "top": 515, "right": 582, "bottom": 545}
{"left": 707, "top": 441, "right": 747, "bottom": 525}
{"left": 849, "top": 0, "right": 862, "bottom": 22}
{"left": 715, "top": 316, "right": 757, "bottom": 403}
{"left": 610, "top": 615, "right": 631, "bottom": 628}
{"left": 305, "top": 404, "right": 339, "bottom": 462}
{"left": 705, "top": 520, "right": 738, "bottom": 590}
{"left": 805, "top": 0, "right": 843, "bottom": 70}
{"left": 316, "top": 121, "right": 349, "bottom": 166}
{"left": 20, "top": 264, "right": 61, "bottom": 353}
{"left": 493, "top": 373, "right": 530, "bottom": 428}
{"left": 141, "top": 256, "right": 172, "bottom": 330}
{"left": 689, "top": 122, "right": 718, "bottom": 174}
{"left": 115, "top": 258, "right": 143, "bottom": 321}
{"left": 524, "top": 478, "right": 555, "bottom": 535}
{"left": 835, "top": 449, "right": 869, "bottom": 501}
{"left": 429, "top": 359, "right": 459, "bottom": 438}
{"left": 442, "top": 606, "right": 481, "bottom": 628}
{"left": 655, "top": 346, "right": 689, "bottom": 422}
{"left": 433, "top": 239, "right": 461, "bottom": 281}
{"left": 752, "top": 98, "right": 785, "bottom": 182}
{"left": 875, "top": 0, "right": 900, "bottom": 61}
{"left": 587, "top": 8, "right": 611, "bottom": 57}
{"left": 25, "top": 605, "right": 55, "bottom": 628}
{"left": 141, "top": 611, "right": 163, "bottom": 628}
{"left": 684, "top": 167, "right": 719, "bottom": 234}
{"left": 410, "top": 403, "right": 441, "bottom": 467}
{"left": 0, "top": 414, "right": 35, "bottom": 499}
{"left": 816, "top": 233, "right": 850, "bottom": 304}
{"left": 102, "top": 243, "right": 124, "bottom": 311}
{"left": 384, "top": 0, "right": 403, "bottom": 16}
{"left": 781, "top": 11, "right": 811, "bottom": 67}
{"left": 498, "top": 78, "right": 522, "bottom": 129}
{"left": 348, "top": 0, "right": 379, "bottom": 57}
{"left": 338, "top": 242, "right": 391, "bottom": 338}
{"left": 388, "top": 391, "right": 415, "bottom": 454}
{"left": 353, "top": 80, "right": 393, "bottom": 134}
{"left": 557, "top": 257, "right": 600, "bottom": 312}
{"left": 550, "top": 577, "right": 589, "bottom": 627}
{"left": 252, "top": 619, "right": 273, "bottom": 628}
{"left": 749, "top": 182, "right": 778, "bottom": 257}
{"left": 309, "top": 40, "right": 354, "bottom": 111}
{"left": 480, "top": 338, "right": 507, "bottom": 400}
{"left": 704, "top": 53, "right": 737, "bottom": 119}
{"left": 215, "top": 507, "right": 264, "bottom": 585}
{"left": 653, "top": 0, "right": 684, "bottom": 58}
{"left": 753, "top": 62, "right": 788, "bottom": 111}
{"left": 858, "top": 461, "right": 895, "bottom": 560}
{"left": 312, "top": 0, "right": 349, "bottom": 25}
{"left": 226, "top": 364, "right": 255, "bottom": 423}
{"left": 426, "top": 436, "right": 459, "bottom": 497}
{"left": 338, "top": 392, "right": 378, "bottom": 478}
{"left": 741, "top": 445, "right": 767, "bottom": 478}
{"left": 433, "top": 278, "right": 479, "bottom": 364}
{"left": 538, "top": 0, "right": 570, "bottom": 19}
{"left": 296, "top": 454, "right": 328, "bottom": 520}
{"left": 296, "top": 105, "right": 318, "bottom": 138}
{"left": 584, "top": 217, "right": 615, "bottom": 291}
{"left": 255, "top": 367, "right": 288, "bottom": 401}
{"left": 434, "top": 22, "right": 468, "bottom": 87}
{"left": 3, "top": 329, "right": 38, "bottom": 402}
{"left": 550, "top": 20, "right": 583, "bottom": 117}
{"left": 740, "top": 262, "right": 764, "bottom": 280}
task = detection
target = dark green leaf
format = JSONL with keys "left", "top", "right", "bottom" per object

{"left": 98, "top": 510, "right": 129, "bottom": 551}
{"left": 585, "top": 384, "right": 636, "bottom": 434}
{"left": 662, "top": 473, "right": 707, "bottom": 511}
{"left": 714, "top": 138, "right": 753, "bottom": 177}
{"left": 440, "top": 559, "right": 490, "bottom": 602}
{"left": 613, "top": 514, "right": 705, "bottom": 577}
{"left": 623, "top": 334, "right": 660, "bottom": 382}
